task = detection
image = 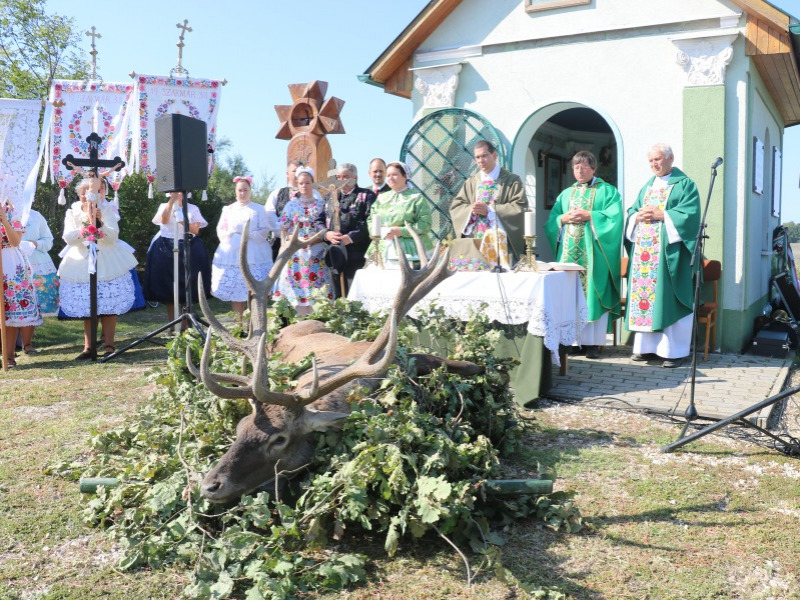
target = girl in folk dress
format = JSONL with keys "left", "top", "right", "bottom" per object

{"left": 274, "top": 167, "right": 333, "bottom": 315}
{"left": 18, "top": 208, "right": 59, "bottom": 354}
{"left": 143, "top": 191, "right": 212, "bottom": 324}
{"left": 211, "top": 176, "right": 277, "bottom": 316}
{"left": 1, "top": 202, "right": 42, "bottom": 369}
{"left": 57, "top": 180, "right": 145, "bottom": 359}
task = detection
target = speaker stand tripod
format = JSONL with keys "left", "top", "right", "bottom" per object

{"left": 101, "top": 192, "right": 206, "bottom": 362}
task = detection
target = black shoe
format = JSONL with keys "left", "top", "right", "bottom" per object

{"left": 75, "top": 349, "right": 93, "bottom": 361}
{"left": 662, "top": 357, "right": 686, "bottom": 368}
{"left": 568, "top": 346, "right": 585, "bottom": 355}
{"left": 631, "top": 352, "right": 658, "bottom": 362}
{"left": 585, "top": 345, "right": 600, "bottom": 359}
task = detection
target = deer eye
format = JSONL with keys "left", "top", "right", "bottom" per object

{"left": 271, "top": 435, "right": 288, "bottom": 449}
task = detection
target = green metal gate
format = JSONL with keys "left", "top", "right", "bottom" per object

{"left": 400, "top": 108, "right": 506, "bottom": 242}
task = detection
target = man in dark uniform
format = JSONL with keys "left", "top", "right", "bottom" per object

{"left": 322, "top": 162, "right": 376, "bottom": 298}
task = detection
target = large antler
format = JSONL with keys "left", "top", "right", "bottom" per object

{"left": 254, "top": 239, "right": 452, "bottom": 409}
{"left": 189, "top": 220, "right": 322, "bottom": 399}
{"left": 191, "top": 217, "right": 451, "bottom": 409}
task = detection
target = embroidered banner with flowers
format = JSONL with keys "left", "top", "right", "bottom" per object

{"left": 41, "top": 80, "right": 133, "bottom": 204}
{"left": 0, "top": 99, "right": 44, "bottom": 223}
{"left": 124, "top": 74, "right": 221, "bottom": 196}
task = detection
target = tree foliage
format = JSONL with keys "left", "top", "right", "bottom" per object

{"left": 0, "top": 0, "right": 87, "bottom": 98}
{"left": 781, "top": 221, "right": 800, "bottom": 244}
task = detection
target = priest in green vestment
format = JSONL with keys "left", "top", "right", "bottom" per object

{"left": 449, "top": 140, "right": 528, "bottom": 263}
{"left": 544, "top": 151, "right": 623, "bottom": 359}
{"left": 625, "top": 143, "right": 701, "bottom": 368}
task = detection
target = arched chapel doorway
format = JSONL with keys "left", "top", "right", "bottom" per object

{"left": 512, "top": 103, "right": 621, "bottom": 261}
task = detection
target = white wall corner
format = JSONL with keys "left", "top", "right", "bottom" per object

{"left": 672, "top": 33, "right": 738, "bottom": 87}
{"left": 410, "top": 63, "right": 464, "bottom": 109}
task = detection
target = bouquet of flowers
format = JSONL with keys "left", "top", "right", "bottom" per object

{"left": 80, "top": 220, "right": 105, "bottom": 242}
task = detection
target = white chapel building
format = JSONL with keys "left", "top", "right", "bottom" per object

{"left": 361, "top": 0, "right": 800, "bottom": 353}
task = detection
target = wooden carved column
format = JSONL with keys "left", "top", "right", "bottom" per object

{"left": 274, "top": 81, "right": 345, "bottom": 179}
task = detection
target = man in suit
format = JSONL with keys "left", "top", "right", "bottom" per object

{"left": 368, "top": 157, "right": 390, "bottom": 196}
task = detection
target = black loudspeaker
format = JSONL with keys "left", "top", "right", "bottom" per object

{"left": 155, "top": 114, "right": 208, "bottom": 192}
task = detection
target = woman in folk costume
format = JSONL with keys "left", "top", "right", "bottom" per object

{"left": 143, "top": 191, "right": 211, "bottom": 325}
{"left": 625, "top": 144, "right": 701, "bottom": 368}
{"left": 1, "top": 202, "right": 42, "bottom": 369}
{"left": 58, "top": 179, "right": 145, "bottom": 359}
{"left": 544, "top": 151, "right": 623, "bottom": 359}
{"left": 274, "top": 166, "right": 333, "bottom": 314}
{"left": 18, "top": 208, "right": 59, "bottom": 354}
{"left": 211, "top": 176, "right": 277, "bottom": 316}
{"left": 366, "top": 161, "right": 434, "bottom": 267}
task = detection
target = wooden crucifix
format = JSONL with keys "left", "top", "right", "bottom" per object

{"left": 62, "top": 133, "right": 125, "bottom": 361}
{"left": 314, "top": 175, "right": 355, "bottom": 297}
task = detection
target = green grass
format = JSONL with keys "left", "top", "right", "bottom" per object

{"left": 3, "top": 307, "right": 800, "bottom": 598}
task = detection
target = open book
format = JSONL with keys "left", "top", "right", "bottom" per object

{"left": 538, "top": 262, "right": 586, "bottom": 272}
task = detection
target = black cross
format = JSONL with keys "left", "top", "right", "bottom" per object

{"left": 62, "top": 132, "right": 124, "bottom": 174}
{"left": 62, "top": 132, "right": 124, "bottom": 362}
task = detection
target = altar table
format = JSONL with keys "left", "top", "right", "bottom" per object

{"left": 348, "top": 268, "right": 588, "bottom": 405}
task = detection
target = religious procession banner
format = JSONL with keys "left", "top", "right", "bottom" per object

{"left": 0, "top": 98, "right": 44, "bottom": 223}
{"left": 124, "top": 74, "right": 222, "bottom": 197}
{"left": 40, "top": 79, "right": 134, "bottom": 205}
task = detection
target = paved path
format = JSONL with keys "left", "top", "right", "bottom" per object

{"left": 546, "top": 344, "right": 793, "bottom": 427}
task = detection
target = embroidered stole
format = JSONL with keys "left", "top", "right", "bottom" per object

{"left": 627, "top": 185, "right": 672, "bottom": 331}
{"left": 559, "top": 184, "right": 597, "bottom": 290}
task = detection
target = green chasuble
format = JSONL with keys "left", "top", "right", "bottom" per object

{"left": 367, "top": 188, "right": 434, "bottom": 263}
{"left": 544, "top": 178, "right": 623, "bottom": 328}
{"left": 624, "top": 167, "right": 701, "bottom": 332}
{"left": 449, "top": 168, "right": 528, "bottom": 261}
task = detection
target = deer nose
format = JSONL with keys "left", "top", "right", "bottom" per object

{"left": 201, "top": 480, "right": 220, "bottom": 495}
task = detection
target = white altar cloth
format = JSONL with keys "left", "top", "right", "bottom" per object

{"left": 348, "top": 268, "right": 588, "bottom": 365}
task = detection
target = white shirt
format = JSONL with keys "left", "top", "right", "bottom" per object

{"left": 152, "top": 202, "right": 208, "bottom": 238}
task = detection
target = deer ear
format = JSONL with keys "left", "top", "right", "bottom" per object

{"left": 302, "top": 407, "right": 350, "bottom": 432}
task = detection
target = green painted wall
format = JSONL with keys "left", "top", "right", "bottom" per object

{"left": 722, "top": 295, "right": 766, "bottom": 354}
{"left": 682, "top": 86, "right": 729, "bottom": 351}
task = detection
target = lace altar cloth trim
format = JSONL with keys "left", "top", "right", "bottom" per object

{"left": 348, "top": 268, "right": 588, "bottom": 366}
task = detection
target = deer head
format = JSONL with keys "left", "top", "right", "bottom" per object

{"left": 190, "top": 221, "right": 453, "bottom": 503}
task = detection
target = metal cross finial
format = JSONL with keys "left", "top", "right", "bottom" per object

{"left": 171, "top": 19, "right": 193, "bottom": 78}
{"left": 86, "top": 26, "right": 102, "bottom": 80}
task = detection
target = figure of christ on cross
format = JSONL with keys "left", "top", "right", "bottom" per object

{"left": 64, "top": 132, "right": 124, "bottom": 205}
{"left": 61, "top": 132, "right": 125, "bottom": 360}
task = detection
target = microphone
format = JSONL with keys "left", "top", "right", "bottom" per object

{"left": 711, "top": 157, "right": 723, "bottom": 169}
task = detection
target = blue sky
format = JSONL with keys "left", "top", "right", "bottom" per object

{"left": 47, "top": 0, "right": 800, "bottom": 219}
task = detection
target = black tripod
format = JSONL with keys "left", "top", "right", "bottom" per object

{"left": 662, "top": 157, "right": 800, "bottom": 456}
{"left": 101, "top": 192, "right": 206, "bottom": 363}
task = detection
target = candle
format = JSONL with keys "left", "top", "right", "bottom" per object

{"left": 371, "top": 214, "right": 381, "bottom": 237}
{"left": 524, "top": 210, "right": 535, "bottom": 237}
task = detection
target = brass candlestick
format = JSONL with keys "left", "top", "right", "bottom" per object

{"left": 515, "top": 235, "right": 539, "bottom": 272}
{"left": 370, "top": 235, "right": 385, "bottom": 269}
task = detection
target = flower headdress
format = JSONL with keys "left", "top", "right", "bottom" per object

{"left": 233, "top": 175, "right": 253, "bottom": 186}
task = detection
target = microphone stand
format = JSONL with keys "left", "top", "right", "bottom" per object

{"left": 674, "top": 159, "right": 720, "bottom": 440}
